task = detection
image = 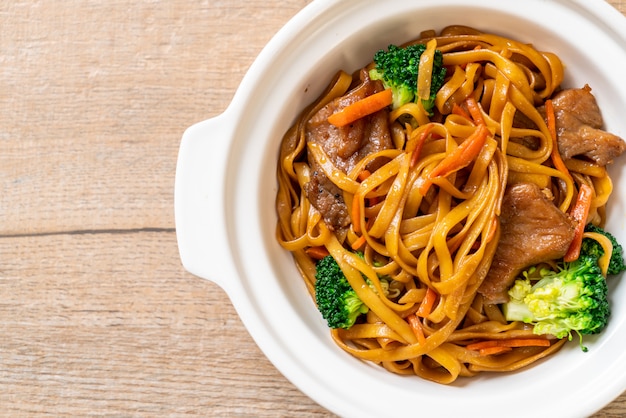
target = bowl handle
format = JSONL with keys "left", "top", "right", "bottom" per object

{"left": 174, "top": 113, "right": 238, "bottom": 292}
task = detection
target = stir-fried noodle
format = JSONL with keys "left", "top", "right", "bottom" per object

{"left": 275, "top": 26, "right": 619, "bottom": 383}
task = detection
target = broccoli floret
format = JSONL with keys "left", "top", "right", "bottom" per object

{"left": 581, "top": 224, "right": 626, "bottom": 275}
{"left": 314, "top": 254, "right": 389, "bottom": 329}
{"left": 369, "top": 43, "right": 446, "bottom": 112}
{"left": 503, "top": 255, "right": 610, "bottom": 351}
{"left": 315, "top": 255, "right": 368, "bottom": 329}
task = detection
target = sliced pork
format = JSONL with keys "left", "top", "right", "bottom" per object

{"left": 478, "top": 182, "right": 577, "bottom": 304}
{"left": 304, "top": 69, "right": 393, "bottom": 230}
{"left": 551, "top": 86, "right": 626, "bottom": 166}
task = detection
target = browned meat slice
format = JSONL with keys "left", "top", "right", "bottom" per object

{"left": 305, "top": 171, "right": 350, "bottom": 231}
{"left": 510, "top": 111, "right": 540, "bottom": 150}
{"left": 478, "top": 182, "right": 577, "bottom": 304}
{"left": 304, "top": 69, "right": 393, "bottom": 230}
{"left": 551, "top": 86, "right": 626, "bottom": 166}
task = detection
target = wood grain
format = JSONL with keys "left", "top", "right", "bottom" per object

{"left": 0, "top": 1, "right": 624, "bottom": 416}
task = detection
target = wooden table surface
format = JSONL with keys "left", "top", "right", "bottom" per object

{"left": 2, "top": 0, "right": 625, "bottom": 416}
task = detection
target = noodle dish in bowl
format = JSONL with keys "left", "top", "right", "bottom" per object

{"left": 174, "top": 0, "right": 626, "bottom": 416}
{"left": 276, "top": 23, "right": 626, "bottom": 384}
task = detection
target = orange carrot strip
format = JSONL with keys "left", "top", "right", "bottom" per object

{"left": 451, "top": 103, "right": 471, "bottom": 120}
{"left": 479, "top": 346, "right": 513, "bottom": 356}
{"left": 485, "top": 217, "right": 498, "bottom": 244}
{"left": 416, "top": 287, "right": 437, "bottom": 317}
{"left": 410, "top": 123, "right": 434, "bottom": 168}
{"left": 564, "top": 183, "right": 594, "bottom": 262}
{"left": 466, "top": 338, "right": 551, "bottom": 351}
{"left": 428, "top": 124, "right": 489, "bottom": 180}
{"left": 305, "top": 246, "right": 329, "bottom": 260}
{"left": 499, "top": 338, "right": 551, "bottom": 348}
{"left": 351, "top": 235, "right": 366, "bottom": 251}
{"left": 357, "top": 170, "right": 371, "bottom": 182}
{"left": 545, "top": 99, "right": 573, "bottom": 182}
{"left": 328, "top": 89, "right": 393, "bottom": 127}
{"left": 407, "top": 314, "right": 427, "bottom": 346}
{"left": 465, "top": 96, "right": 486, "bottom": 126}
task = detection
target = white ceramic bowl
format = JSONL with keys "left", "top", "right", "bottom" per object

{"left": 175, "top": 1, "right": 626, "bottom": 416}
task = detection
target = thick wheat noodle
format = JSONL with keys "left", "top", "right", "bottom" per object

{"left": 275, "top": 25, "right": 613, "bottom": 384}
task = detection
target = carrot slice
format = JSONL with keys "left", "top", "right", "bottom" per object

{"left": 451, "top": 103, "right": 471, "bottom": 120}
{"left": 429, "top": 124, "right": 489, "bottom": 180}
{"left": 545, "top": 99, "right": 573, "bottom": 182}
{"left": 465, "top": 96, "right": 486, "bottom": 126}
{"left": 357, "top": 169, "right": 371, "bottom": 182}
{"left": 410, "top": 123, "right": 434, "bottom": 168}
{"left": 416, "top": 287, "right": 437, "bottom": 317}
{"left": 466, "top": 338, "right": 551, "bottom": 352}
{"left": 351, "top": 235, "right": 366, "bottom": 251}
{"left": 305, "top": 246, "right": 329, "bottom": 260}
{"left": 564, "top": 183, "right": 594, "bottom": 262}
{"left": 407, "top": 314, "right": 427, "bottom": 346}
{"left": 328, "top": 89, "right": 393, "bottom": 127}
{"left": 485, "top": 216, "right": 498, "bottom": 244}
